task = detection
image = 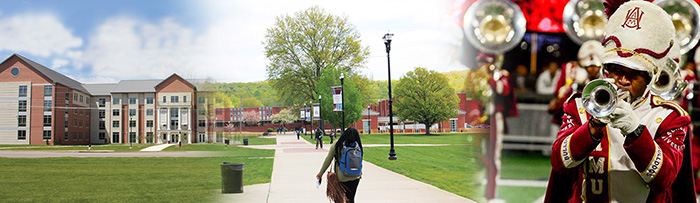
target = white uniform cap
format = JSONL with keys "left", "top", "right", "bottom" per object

{"left": 578, "top": 40, "right": 604, "bottom": 67}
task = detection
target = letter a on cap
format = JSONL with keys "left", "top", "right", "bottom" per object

{"left": 622, "top": 7, "right": 644, "bottom": 30}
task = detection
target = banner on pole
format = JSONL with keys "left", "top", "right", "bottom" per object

{"left": 306, "top": 108, "right": 311, "bottom": 121}
{"left": 300, "top": 109, "right": 306, "bottom": 120}
{"left": 332, "top": 86, "right": 343, "bottom": 111}
{"left": 313, "top": 103, "right": 320, "bottom": 120}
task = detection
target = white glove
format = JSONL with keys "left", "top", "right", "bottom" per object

{"left": 609, "top": 101, "right": 640, "bottom": 135}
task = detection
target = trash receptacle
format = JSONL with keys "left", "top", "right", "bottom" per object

{"left": 243, "top": 138, "right": 249, "bottom": 145}
{"left": 220, "top": 162, "right": 244, "bottom": 193}
{"left": 225, "top": 139, "right": 230, "bottom": 145}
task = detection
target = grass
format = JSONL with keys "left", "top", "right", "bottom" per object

{"left": 498, "top": 186, "right": 546, "bottom": 203}
{"left": 163, "top": 143, "right": 274, "bottom": 157}
{"left": 223, "top": 136, "right": 277, "bottom": 145}
{"left": 363, "top": 145, "right": 481, "bottom": 201}
{"left": 500, "top": 150, "right": 551, "bottom": 180}
{"left": 302, "top": 132, "right": 485, "bottom": 145}
{"left": 0, "top": 144, "right": 156, "bottom": 152}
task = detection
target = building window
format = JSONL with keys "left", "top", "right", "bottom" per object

{"left": 171, "top": 96, "right": 179, "bottom": 103}
{"left": 198, "top": 109, "right": 206, "bottom": 116}
{"left": 129, "top": 132, "right": 136, "bottom": 143}
{"left": 43, "top": 130, "right": 51, "bottom": 140}
{"left": 44, "top": 100, "right": 52, "bottom": 112}
{"left": 170, "top": 108, "right": 179, "bottom": 118}
{"left": 99, "top": 121, "right": 105, "bottom": 130}
{"left": 73, "top": 119, "right": 77, "bottom": 127}
{"left": 113, "top": 97, "right": 120, "bottom": 104}
{"left": 146, "top": 120, "right": 153, "bottom": 127}
{"left": 99, "top": 110, "right": 105, "bottom": 118}
{"left": 65, "top": 90, "right": 69, "bottom": 101}
{"left": 162, "top": 96, "right": 167, "bottom": 103}
{"left": 44, "top": 85, "right": 52, "bottom": 96}
{"left": 18, "top": 130, "right": 26, "bottom": 140}
{"left": 65, "top": 118, "right": 68, "bottom": 127}
{"left": 129, "top": 97, "right": 136, "bottom": 104}
{"left": 112, "top": 132, "right": 119, "bottom": 143}
{"left": 79, "top": 95, "right": 83, "bottom": 103}
{"left": 43, "top": 115, "right": 52, "bottom": 126}
{"left": 113, "top": 120, "right": 119, "bottom": 128}
{"left": 216, "top": 121, "right": 224, "bottom": 128}
{"left": 130, "top": 120, "right": 136, "bottom": 127}
{"left": 18, "top": 115, "right": 26, "bottom": 127}
{"left": 99, "top": 98, "right": 106, "bottom": 107}
{"left": 79, "top": 132, "right": 83, "bottom": 140}
{"left": 65, "top": 132, "right": 69, "bottom": 141}
{"left": 129, "top": 109, "right": 136, "bottom": 116}
{"left": 198, "top": 120, "right": 206, "bottom": 127}
{"left": 113, "top": 109, "right": 120, "bottom": 116}
{"left": 146, "top": 132, "right": 153, "bottom": 143}
{"left": 74, "top": 94, "right": 78, "bottom": 101}
{"left": 183, "top": 96, "right": 187, "bottom": 103}
{"left": 99, "top": 132, "right": 105, "bottom": 140}
{"left": 73, "top": 132, "right": 77, "bottom": 141}
{"left": 146, "top": 97, "right": 154, "bottom": 104}
{"left": 146, "top": 109, "right": 153, "bottom": 116}
{"left": 198, "top": 97, "right": 205, "bottom": 104}
{"left": 18, "top": 86, "right": 27, "bottom": 97}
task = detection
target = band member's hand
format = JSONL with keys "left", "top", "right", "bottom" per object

{"left": 316, "top": 174, "right": 322, "bottom": 180}
{"left": 610, "top": 101, "right": 640, "bottom": 135}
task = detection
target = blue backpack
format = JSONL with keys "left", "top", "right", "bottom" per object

{"left": 339, "top": 141, "right": 362, "bottom": 177}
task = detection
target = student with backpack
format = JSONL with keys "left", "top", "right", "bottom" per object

{"left": 316, "top": 127, "right": 363, "bottom": 203}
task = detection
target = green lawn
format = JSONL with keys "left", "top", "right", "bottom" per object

{"left": 498, "top": 186, "right": 546, "bottom": 203}
{"left": 0, "top": 144, "right": 156, "bottom": 152}
{"left": 302, "top": 132, "right": 484, "bottom": 145}
{"left": 0, "top": 146, "right": 274, "bottom": 202}
{"left": 363, "top": 145, "right": 481, "bottom": 201}
{"left": 500, "top": 151, "right": 551, "bottom": 180}
{"left": 163, "top": 143, "right": 274, "bottom": 157}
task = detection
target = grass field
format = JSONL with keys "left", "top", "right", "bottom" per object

{"left": 302, "top": 132, "right": 484, "bottom": 145}
{"left": 0, "top": 146, "right": 274, "bottom": 202}
{"left": 220, "top": 135, "right": 278, "bottom": 145}
{"left": 0, "top": 144, "right": 156, "bottom": 151}
{"left": 498, "top": 150, "right": 550, "bottom": 203}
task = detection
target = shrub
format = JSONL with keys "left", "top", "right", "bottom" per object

{"left": 267, "top": 128, "right": 274, "bottom": 132}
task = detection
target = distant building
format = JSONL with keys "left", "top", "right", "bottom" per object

{"left": 0, "top": 54, "right": 215, "bottom": 145}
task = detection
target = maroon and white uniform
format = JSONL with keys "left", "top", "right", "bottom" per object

{"left": 549, "top": 93, "right": 690, "bottom": 202}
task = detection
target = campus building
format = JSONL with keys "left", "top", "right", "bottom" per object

{"left": 0, "top": 54, "right": 216, "bottom": 145}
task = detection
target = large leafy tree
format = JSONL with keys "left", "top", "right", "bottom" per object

{"left": 271, "top": 108, "right": 297, "bottom": 128}
{"left": 316, "top": 66, "right": 365, "bottom": 129}
{"left": 264, "top": 6, "right": 370, "bottom": 106}
{"left": 394, "top": 67, "right": 459, "bottom": 135}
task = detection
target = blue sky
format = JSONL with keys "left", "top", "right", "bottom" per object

{"left": 0, "top": 0, "right": 466, "bottom": 83}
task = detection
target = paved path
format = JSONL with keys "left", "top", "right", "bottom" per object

{"left": 140, "top": 144, "right": 175, "bottom": 151}
{"left": 222, "top": 132, "right": 474, "bottom": 203}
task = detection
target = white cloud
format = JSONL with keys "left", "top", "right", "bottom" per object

{"left": 0, "top": 13, "right": 82, "bottom": 57}
{"left": 51, "top": 58, "right": 69, "bottom": 69}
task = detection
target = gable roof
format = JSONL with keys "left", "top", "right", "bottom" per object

{"left": 111, "top": 80, "right": 161, "bottom": 93}
{"left": 12, "top": 54, "right": 89, "bottom": 94}
{"left": 83, "top": 83, "right": 118, "bottom": 96}
{"left": 155, "top": 73, "right": 196, "bottom": 91}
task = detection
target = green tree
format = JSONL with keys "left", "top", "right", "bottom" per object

{"left": 241, "top": 97, "right": 264, "bottom": 107}
{"left": 316, "top": 66, "right": 366, "bottom": 129}
{"left": 461, "top": 67, "right": 490, "bottom": 122}
{"left": 264, "top": 6, "right": 370, "bottom": 106}
{"left": 394, "top": 67, "right": 459, "bottom": 135}
{"left": 271, "top": 109, "right": 298, "bottom": 128}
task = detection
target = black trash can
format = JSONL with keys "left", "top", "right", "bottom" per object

{"left": 220, "top": 162, "right": 244, "bottom": 193}
{"left": 243, "top": 138, "right": 249, "bottom": 145}
{"left": 224, "top": 139, "right": 230, "bottom": 145}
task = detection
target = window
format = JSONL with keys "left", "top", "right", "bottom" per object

{"left": 74, "top": 94, "right": 78, "bottom": 101}
{"left": 73, "top": 119, "right": 77, "bottom": 127}
{"left": 99, "top": 132, "right": 105, "bottom": 140}
{"left": 113, "top": 97, "right": 120, "bottom": 104}
{"left": 113, "top": 109, "right": 120, "bottom": 116}
{"left": 18, "top": 130, "right": 26, "bottom": 140}
{"left": 146, "top": 120, "right": 153, "bottom": 127}
{"left": 129, "top": 109, "right": 136, "bottom": 116}
{"left": 146, "top": 109, "right": 154, "bottom": 116}
{"left": 171, "top": 96, "right": 179, "bottom": 103}
{"left": 79, "top": 95, "right": 83, "bottom": 103}
{"left": 198, "top": 120, "right": 206, "bottom": 127}
{"left": 113, "top": 121, "right": 119, "bottom": 128}
{"left": 64, "top": 132, "right": 69, "bottom": 141}
{"left": 44, "top": 85, "right": 52, "bottom": 96}
{"left": 129, "top": 97, "right": 136, "bottom": 104}
{"left": 146, "top": 132, "right": 153, "bottom": 143}
{"left": 44, "top": 100, "right": 52, "bottom": 112}
{"left": 198, "top": 109, "right": 206, "bottom": 116}
{"left": 130, "top": 120, "right": 136, "bottom": 127}
{"left": 183, "top": 96, "right": 187, "bottom": 103}
{"left": 99, "top": 110, "right": 105, "bottom": 118}
{"left": 18, "top": 115, "right": 26, "bottom": 127}
{"left": 79, "top": 132, "right": 82, "bottom": 140}
{"left": 99, "top": 121, "right": 105, "bottom": 130}
{"left": 162, "top": 96, "right": 167, "bottom": 103}
{"left": 146, "top": 97, "right": 154, "bottom": 104}
{"left": 43, "top": 130, "right": 51, "bottom": 140}
{"left": 129, "top": 132, "right": 136, "bottom": 143}
{"left": 18, "top": 86, "right": 27, "bottom": 97}
{"left": 98, "top": 98, "right": 106, "bottom": 107}
{"left": 198, "top": 97, "right": 205, "bottom": 104}
{"left": 73, "top": 132, "right": 77, "bottom": 141}
{"left": 65, "top": 90, "right": 69, "bottom": 101}
{"left": 79, "top": 120, "right": 83, "bottom": 127}
{"left": 170, "top": 108, "right": 179, "bottom": 118}
{"left": 43, "top": 115, "right": 51, "bottom": 126}
{"left": 112, "top": 132, "right": 119, "bottom": 143}
{"left": 216, "top": 121, "right": 224, "bottom": 128}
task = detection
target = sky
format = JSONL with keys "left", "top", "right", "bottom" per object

{"left": 0, "top": 0, "right": 467, "bottom": 83}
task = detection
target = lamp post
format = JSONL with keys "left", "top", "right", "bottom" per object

{"left": 239, "top": 96, "right": 243, "bottom": 140}
{"left": 318, "top": 95, "right": 323, "bottom": 132}
{"left": 129, "top": 115, "right": 133, "bottom": 149}
{"left": 384, "top": 32, "right": 397, "bottom": 160}
{"left": 310, "top": 100, "right": 313, "bottom": 139}
{"left": 340, "top": 73, "right": 345, "bottom": 134}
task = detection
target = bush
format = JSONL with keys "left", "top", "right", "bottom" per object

{"left": 267, "top": 128, "right": 274, "bottom": 132}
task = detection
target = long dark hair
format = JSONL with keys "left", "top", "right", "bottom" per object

{"left": 335, "top": 127, "right": 363, "bottom": 161}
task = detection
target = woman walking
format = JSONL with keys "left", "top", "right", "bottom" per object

{"left": 316, "top": 128, "right": 363, "bottom": 203}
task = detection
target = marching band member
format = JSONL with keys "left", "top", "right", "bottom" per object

{"left": 545, "top": 0, "right": 695, "bottom": 202}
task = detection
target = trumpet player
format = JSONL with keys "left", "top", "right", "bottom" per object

{"left": 545, "top": 0, "right": 695, "bottom": 202}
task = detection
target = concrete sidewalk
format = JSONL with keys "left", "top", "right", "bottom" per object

{"left": 222, "top": 132, "right": 474, "bottom": 202}
{"left": 140, "top": 144, "right": 175, "bottom": 151}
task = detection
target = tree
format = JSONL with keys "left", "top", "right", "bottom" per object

{"left": 271, "top": 109, "right": 297, "bottom": 128}
{"left": 316, "top": 66, "right": 365, "bottom": 129}
{"left": 461, "top": 67, "right": 490, "bottom": 123}
{"left": 264, "top": 6, "right": 370, "bottom": 106}
{"left": 394, "top": 67, "right": 459, "bottom": 135}
{"left": 241, "top": 97, "right": 263, "bottom": 107}
{"left": 242, "top": 110, "right": 260, "bottom": 126}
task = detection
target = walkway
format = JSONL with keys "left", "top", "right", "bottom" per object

{"left": 140, "top": 144, "right": 175, "bottom": 151}
{"left": 222, "top": 132, "right": 474, "bottom": 202}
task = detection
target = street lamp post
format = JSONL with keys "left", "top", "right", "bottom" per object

{"left": 340, "top": 73, "right": 345, "bottom": 134}
{"left": 129, "top": 116, "right": 133, "bottom": 149}
{"left": 384, "top": 32, "right": 397, "bottom": 160}
{"left": 318, "top": 95, "right": 323, "bottom": 132}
